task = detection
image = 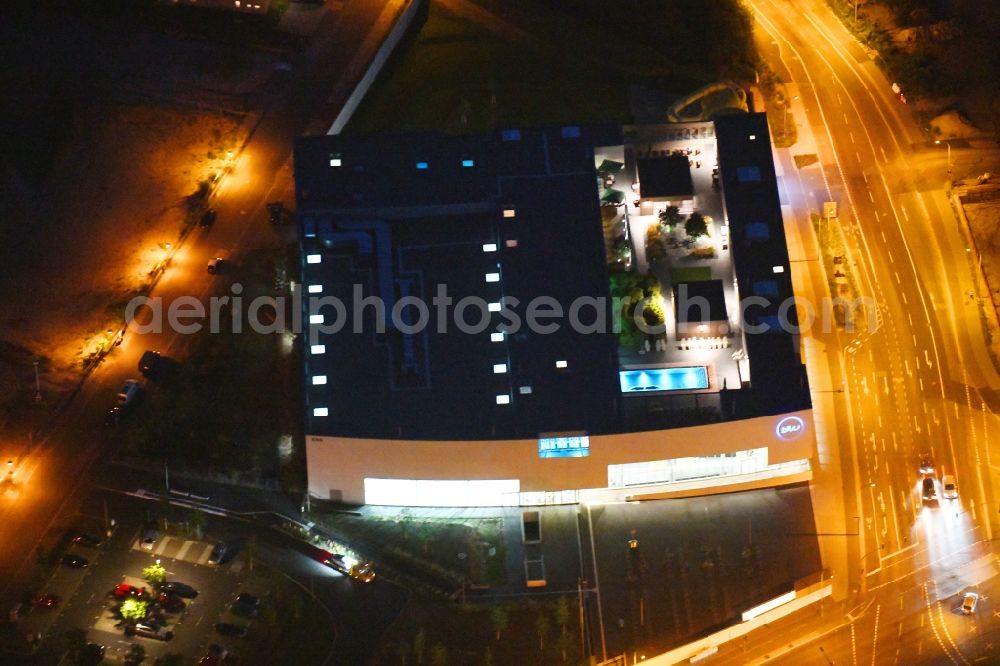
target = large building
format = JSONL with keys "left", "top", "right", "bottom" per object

{"left": 294, "top": 114, "right": 813, "bottom": 507}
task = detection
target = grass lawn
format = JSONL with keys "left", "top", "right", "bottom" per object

{"left": 372, "top": 596, "right": 582, "bottom": 666}
{"left": 347, "top": 3, "right": 630, "bottom": 135}
{"left": 669, "top": 266, "right": 712, "bottom": 283}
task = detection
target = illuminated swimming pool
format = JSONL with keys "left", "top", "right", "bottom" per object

{"left": 619, "top": 366, "right": 709, "bottom": 393}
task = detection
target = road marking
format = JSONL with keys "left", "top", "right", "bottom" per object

{"left": 880, "top": 145, "right": 889, "bottom": 163}
{"left": 869, "top": 189, "right": 876, "bottom": 203}
{"left": 905, "top": 360, "right": 912, "bottom": 376}
{"left": 197, "top": 544, "right": 214, "bottom": 565}
{"left": 880, "top": 230, "right": 887, "bottom": 242}
{"left": 924, "top": 349, "right": 933, "bottom": 367}
{"left": 857, "top": 151, "right": 863, "bottom": 164}
{"left": 844, "top": 112, "right": 850, "bottom": 124}
{"left": 902, "top": 291, "right": 908, "bottom": 305}
{"left": 154, "top": 537, "right": 171, "bottom": 556}
{"left": 920, "top": 377, "right": 925, "bottom": 392}
{"left": 870, "top": 604, "right": 881, "bottom": 666}
{"left": 175, "top": 540, "right": 195, "bottom": 561}
{"left": 887, "top": 249, "right": 894, "bottom": 263}
{"left": 849, "top": 131, "right": 856, "bottom": 143}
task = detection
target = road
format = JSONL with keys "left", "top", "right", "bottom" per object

{"left": 729, "top": 0, "right": 1000, "bottom": 662}
{"left": 0, "top": 0, "right": 410, "bottom": 661}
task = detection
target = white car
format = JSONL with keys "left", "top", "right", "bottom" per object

{"left": 962, "top": 591, "right": 979, "bottom": 614}
{"left": 117, "top": 379, "right": 140, "bottom": 405}
{"left": 942, "top": 475, "right": 958, "bottom": 499}
{"left": 140, "top": 528, "right": 158, "bottom": 551}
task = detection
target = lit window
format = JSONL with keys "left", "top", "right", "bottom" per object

{"left": 416, "top": 161, "right": 429, "bottom": 170}
{"left": 462, "top": 159, "right": 475, "bottom": 167}
{"left": 308, "top": 285, "right": 323, "bottom": 294}
{"left": 519, "top": 386, "right": 533, "bottom": 395}
{"left": 772, "top": 265, "right": 785, "bottom": 274}
{"left": 310, "top": 345, "right": 326, "bottom": 354}
{"left": 749, "top": 134, "right": 756, "bottom": 141}
{"left": 313, "top": 407, "right": 329, "bottom": 417}
{"left": 503, "top": 208, "right": 516, "bottom": 218}
{"left": 496, "top": 394, "right": 510, "bottom": 405}
{"left": 491, "top": 332, "right": 505, "bottom": 342}
{"left": 329, "top": 155, "right": 342, "bottom": 167}
{"left": 506, "top": 239, "right": 518, "bottom": 248}
{"left": 485, "top": 272, "right": 500, "bottom": 283}
{"left": 501, "top": 129, "right": 521, "bottom": 142}
{"left": 555, "top": 360, "right": 568, "bottom": 369}
{"left": 306, "top": 254, "right": 321, "bottom": 264}
{"left": 538, "top": 435, "right": 590, "bottom": 458}
{"left": 493, "top": 364, "right": 507, "bottom": 374}
{"left": 309, "top": 314, "right": 324, "bottom": 324}
{"left": 312, "top": 375, "right": 328, "bottom": 385}
{"left": 488, "top": 302, "right": 501, "bottom": 313}
{"left": 482, "top": 243, "right": 497, "bottom": 253}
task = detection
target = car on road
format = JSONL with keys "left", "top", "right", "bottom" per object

{"left": 61, "top": 554, "right": 88, "bottom": 568}
{"left": 139, "top": 350, "right": 161, "bottom": 377}
{"left": 200, "top": 208, "right": 217, "bottom": 227}
{"left": 72, "top": 533, "right": 104, "bottom": 548}
{"left": 104, "top": 406, "right": 122, "bottom": 426}
{"left": 140, "top": 527, "right": 159, "bottom": 551}
{"left": 159, "top": 581, "right": 198, "bottom": 598}
{"left": 962, "top": 591, "right": 979, "bottom": 614}
{"left": 128, "top": 620, "right": 173, "bottom": 641}
{"left": 117, "top": 379, "right": 141, "bottom": 405}
{"left": 208, "top": 542, "right": 228, "bottom": 565}
{"left": 323, "top": 552, "right": 375, "bottom": 582}
{"left": 215, "top": 622, "right": 248, "bottom": 638}
{"left": 157, "top": 592, "right": 185, "bottom": 613}
{"left": 31, "top": 594, "right": 60, "bottom": 608}
{"left": 942, "top": 475, "right": 958, "bottom": 499}
{"left": 114, "top": 583, "right": 147, "bottom": 599}
{"left": 922, "top": 477, "right": 937, "bottom": 502}
{"left": 919, "top": 454, "right": 935, "bottom": 475}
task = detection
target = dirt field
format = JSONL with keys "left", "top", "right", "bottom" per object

{"left": 0, "top": 3, "right": 296, "bottom": 426}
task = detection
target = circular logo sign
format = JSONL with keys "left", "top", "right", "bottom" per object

{"left": 775, "top": 416, "right": 805, "bottom": 441}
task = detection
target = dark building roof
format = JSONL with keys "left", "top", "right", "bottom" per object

{"left": 295, "top": 127, "right": 622, "bottom": 441}
{"left": 674, "top": 279, "right": 728, "bottom": 323}
{"left": 714, "top": 113, "right": 810, "bottom": 415}
{"left": 637, "top": 153, "right": 694, "bottom": 199}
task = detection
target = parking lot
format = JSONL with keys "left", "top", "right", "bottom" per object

{"left": 15, "top": 518, "right": 280, "bottom": 663}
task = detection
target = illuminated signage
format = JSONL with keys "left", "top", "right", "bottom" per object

{"left": 774, "top": 416, "right": 805, "bottom": 441}
{"left": 538, "top": 435, "right": 590, "bottom": 459}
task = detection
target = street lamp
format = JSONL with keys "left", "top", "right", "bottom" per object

{"left": 935, "top": 139, "right": 952, "bottom": 174}
{"left": 32, "top": 360, "right": 41, "bottom": 402}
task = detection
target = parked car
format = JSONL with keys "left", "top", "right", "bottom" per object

{"left": 207, "top": 251, "right": 227, "bottom": 275}
{"left": 157, "top": 592, "right": 185, "bottom": 613}
{"left": 81, "top": 643, "right": 105, "bottom": 666}
{"left": 61, "top": 554, "right": 89, "bottom": 568}
{"left": 72, "top": 533, "right": 104, "bottom": 548}
{"left": 234, "top": 592, "right": 259, "bottom": 609}
{"left": 116, "top": 379, "right": 141, "bottom": 406}
{"left": 942, "top": 475, "right": 959, "bottom": 499}
{"left": 129, "top": 621, "right": 173, "bottom": 641}
{"left": 208, "top": 542, "right": 228, "bottom": 565}
{"left": 963, "top": 591, "right": 980, "bottom": 614}
{"left": 231, "top": 597, "right": 258, "bottom": 618}
{"left": 140, "top": 527, "right": 159, "bottom": 551}
{"left": 114, "top": 583, "right": 147, "bottom": 599}
{"left": 200, "top": 208, "right": 217, "bottom": 227}
{"left": 215, "top": 623, "right": 248, "bottom": 638}
{"left": 159, "top": 581, "right": 198, "bottom": 599}
{"left": 31, "top": 594, "right": 60, "bottom": 608}
{"left": 138, "top": 350, "right": 161, "bottom": 377}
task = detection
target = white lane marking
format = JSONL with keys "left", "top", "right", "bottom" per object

{"left": 924, "top": 349, "right": 932, "bottom": 367}
{"left": 905, "top": 360, "right": 912, "bottom": 376}
{"left": 880, "top": 145, "right": 889, "bottom": 163}
{"left": 901, "top": 205, "right": 909, "bottom": 221}
{"left": 869, "top": 189, "right": 876, "bottom": 202}
{"left": 888, "top": 249, "right": 894, "bottom": 263}
{"left": 902, "top": 291, "right": 908, "bottom": 305}
{"left": 881, "top": 230, "right": 887, "bottom": 242}
{"left": 849, "top": 131, "right": 856, "bottom": 143}
{"left": 895, "top": 270, "right": 902, "bottom": 283}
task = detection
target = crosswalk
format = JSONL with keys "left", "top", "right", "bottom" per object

{"left": 132, "top": 535, "right": 216, "bottom": 565}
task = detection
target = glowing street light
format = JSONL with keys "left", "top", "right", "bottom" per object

{"left": 935, "top": 139, "right": 952, "bottom": 174}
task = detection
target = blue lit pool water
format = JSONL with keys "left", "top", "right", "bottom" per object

{"left": 619, "top": 366, "right": 709, "bottom": 393}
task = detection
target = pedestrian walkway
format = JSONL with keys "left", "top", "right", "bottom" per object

{"left": 131, "top": 535, "right": 216, "bottom": 566}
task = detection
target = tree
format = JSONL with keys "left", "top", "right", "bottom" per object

{"left": 125, "top": 643, "right": 146, "bottom": 665}
{"left": 536, "top": 612, "right": 551, "bottom": 651}
{"left": 490, "top": 605, "right": 510, "bottom": 641}
{"left": 154, "top": 655, "right": 184, "bottom": 666}
{"left": 120, "top": 598, "right": 148, "bottom": 623}
{"left": 413, "top": 628, "right": 426, "bottom": 665}
{"left": 658, "top": 205, "right": 683, "bottom": 230}
{"left": 142, "top": 563, "right": 166, "bottom": 586}
{"left": 685, "top": 212, "right": 708, "bottom": 238}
